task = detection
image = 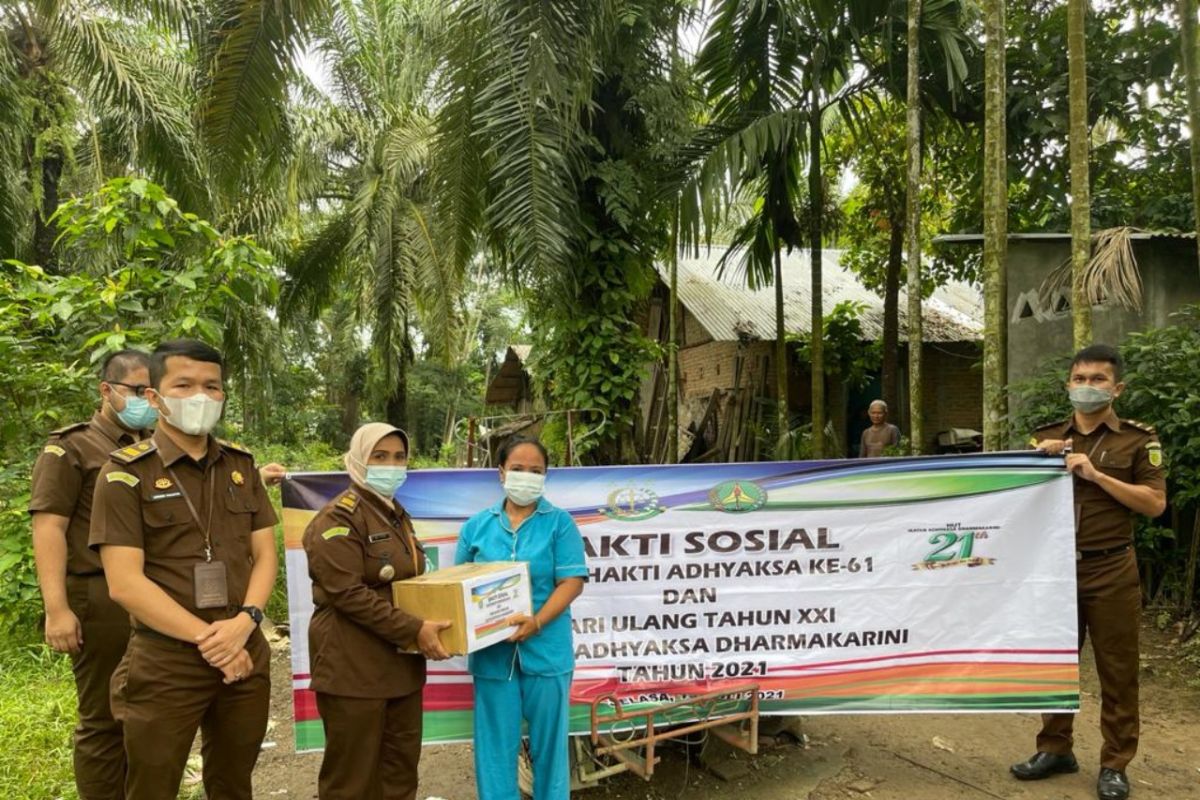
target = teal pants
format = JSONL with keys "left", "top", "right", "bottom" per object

{"left": 472, "top": 672, "right": 572, "bottom": 800}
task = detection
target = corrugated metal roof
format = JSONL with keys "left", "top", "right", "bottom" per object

{"left": 658, "top": 247, "right": 983, "bottom": 343}
{"left": 935, "top": 231, "right": 1197, "bottom": 243}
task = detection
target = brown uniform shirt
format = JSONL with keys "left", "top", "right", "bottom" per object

{"left": 88, "top": 431, "right": 277, "bottom": 624}
{"left": 1034, "top": 411, "right": 1166, "bottom": 551}
{"left": 29, "top": 411, "right": 147, "bottom": 576}
{"left": 303, "top": 488, "right": 427, "bottom": 699}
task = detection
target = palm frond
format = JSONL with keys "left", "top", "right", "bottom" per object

{"left": 1040, "top": 226, "right": 1144, "bottom": 312}
{"left": 198, "top": 0, "right": 325, "bottom": 195}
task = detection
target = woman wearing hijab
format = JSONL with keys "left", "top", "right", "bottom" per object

{"left": 302, "top": 422, "right": 451, "bottom": 800}
{"left": 455, "top": 436, "right": 588, "bottom": 800}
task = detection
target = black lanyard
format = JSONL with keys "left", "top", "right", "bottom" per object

{"left": 166, "top": 464, "right": 217, "bottom": 562}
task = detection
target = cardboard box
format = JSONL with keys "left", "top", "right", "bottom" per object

{"left": 392, "top": 561, "right": 532, "bottom": 655}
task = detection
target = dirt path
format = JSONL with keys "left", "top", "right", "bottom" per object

{"left": 253, "top": 622, "right": 1200, "bottom": 800}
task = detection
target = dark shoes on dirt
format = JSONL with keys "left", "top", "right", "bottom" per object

{"left": 1010, "top": 751, "right": 1080, "bottom": 780}
{"left": 1097, "top": 767, "right": 1131, "bottom": 800}
{"left": 1009, "top": 753, "right": 1130, "bottom": 800}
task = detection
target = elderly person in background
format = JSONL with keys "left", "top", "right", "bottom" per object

{"left": 859, "top": 400, "right": 901, "bottom": 458}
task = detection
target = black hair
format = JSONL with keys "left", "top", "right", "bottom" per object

{"left": 498, "top": 436, "right": 549, "bottom": 468}
{"left": 1070, "top": 344, "right": 1122, "bottom": 382}
{"left": 99, "top": 349, "right": 151, "bottom": 382}
{"left": 150, "top": 339, "right": 223, "bottom": 389}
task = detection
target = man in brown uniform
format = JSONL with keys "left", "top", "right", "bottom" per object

{"left": 1010, "top": 344, "right": 1167, "bottom": 800}
{"left": 303, "top": 422, "right": 449, "bottom": 800}
{"left": 29, "top": 350, "right": 156, "bottom": 799}
{"left": 90, "top": 339, "right": 278, "bottom": 800}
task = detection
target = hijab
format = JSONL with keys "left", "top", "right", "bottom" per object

{"left": 344, "top": 422, "right": 410, "bottom": 502}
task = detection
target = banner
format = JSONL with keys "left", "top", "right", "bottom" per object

{"left": 282, "top": 453, "right": 1079, "bottom": 751}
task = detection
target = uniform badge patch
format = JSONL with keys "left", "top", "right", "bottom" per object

{"left": 1147, "top": 442, "right": 1163, "bottom": 468}
{"left": 106, "top": 471, "right": 139, "bottom": 487}
{"left": 368, "top": 532, "right": 390, "bottom": 543}
{"left": 43, "top": 445, "right": 66, "bottom": 457}
{"left": 336, "top": 493, "right": 359, "bottom": 511}
{"left": 154, "top": 477, "right": 173, "bottom": 490}
{"left": 321, "top": 526, "right": 350, "bottom": 540}
{"left": 231, "top": 471, "right": 245, "bottom": 486}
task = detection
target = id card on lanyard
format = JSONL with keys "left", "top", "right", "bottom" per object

{"left": 166, "top": 464, "right": 229, "bottom": 609}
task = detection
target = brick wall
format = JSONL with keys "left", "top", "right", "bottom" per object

{"left": 678, "top": 341, "right": 775, "bottom": 403}
{"left": 919, "top": 341, "right": 983, "bottom": 450}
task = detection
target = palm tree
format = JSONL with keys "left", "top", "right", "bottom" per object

{"left": 433, "top": 1, "right": 695, "bottom": 462}
{"left": 982, "top": 0, "right": 1008, "bottom": 451}
{"left": 694, "top": 0, "right": 806, "bottom": 455}
{"left": 678, "top": 0, "right": 972, "bottom": 458}
{"left": 0, "top": 0, "right": 324, "bottom": 267}
{"left": 905, "top": 0, "right": 924, "bottom": 453}
{"left": 1180, "top": 0, "right": 1200, "bottom": 280}
{"left": 281, "top": 0, "right": 459, "bottom": 430}
{"left": 1068, "top": 0, "right": 1093, "bottom": 348}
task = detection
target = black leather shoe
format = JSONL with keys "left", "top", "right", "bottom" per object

{"left": 1097, "top": 768, "right": 1130, "bottom": 800}
{"left": 1010, "top": 751, "right": 1080, "bottom": 780}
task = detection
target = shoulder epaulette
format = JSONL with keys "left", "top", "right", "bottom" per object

{"left": 1034, "top": 418, "right": 1068, "bottom": 432}
{"left": 218, "top": 439, "right": 254, "bottom": 456}
{"left": 1123, "top": 419, "right": 1157, "bottom": 435}
{"left": 110, "top": 441, "right": 157, "bottom": 464}
{"left": 50, "top": 421, "right": 90, "bottom": 437}
{"left": 335, "top": 491, "right": 360, "bottom": 512}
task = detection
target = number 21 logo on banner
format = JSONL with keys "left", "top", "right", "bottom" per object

{"left": 913, "top": 529, "right": 997, "bottom": 571}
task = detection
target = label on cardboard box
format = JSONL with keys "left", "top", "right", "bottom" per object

{"left": 392, "top": 561, "right": 531, "bottom": 655}
{"left": 463, "top": 567, "right": 530, "bottom": 651}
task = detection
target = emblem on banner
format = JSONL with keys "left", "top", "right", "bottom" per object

{"left": 912, "top": 529, "right": 996, "bottom": 571}
{"left": 708, "top": 480, "right": 767, "bottom": 513}
{"left": 600, "top": 487, "right": 665, "bottom": 521}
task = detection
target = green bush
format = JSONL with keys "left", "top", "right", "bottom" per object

{"left": 0, "top": 460, "right": 40, "bottom": 635}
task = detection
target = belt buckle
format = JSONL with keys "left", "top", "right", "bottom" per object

{"left": 1075, "top": 550, "right": 1083, "bottom": 561}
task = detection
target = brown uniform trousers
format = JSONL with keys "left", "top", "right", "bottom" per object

{"left": 1031, "top": 413, "right": 1165, "bottom": 770}
{"left": 30, "top": 413, "right": 145, "bottom": 800}
{"left": 1038, "top": 549, "right": 1141, "bottom": 769}
{"left": 109, "top": 629, "right": 271, "bottom": 799}
{"left": 303, "top": 488, "right": 428, "bottom": 800}
{"left": 89, "top": 432, "right": 278, "bottom": 800}
{"left": 66, "top": 574, "right": 132, "bottom": 799}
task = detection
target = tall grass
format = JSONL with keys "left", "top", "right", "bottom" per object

{"left": 0, "top": 641, "right": 77, "bottom": 799}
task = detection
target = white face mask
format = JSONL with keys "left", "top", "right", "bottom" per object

{"left": 158, "top": 392, "right": 224, "bottom": 436}
{"left": 503, "top": 470, "right": 546, "bottom": 507}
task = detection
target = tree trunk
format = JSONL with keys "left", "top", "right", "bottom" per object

{"left": 1181, "top": 0, "right": 1200, "bottom": 280}
{"left": 982, "top": 0, "right": 1009, "bottom": 452}
{"left": 385, "top": 365, "right": 408, "bottom": 432}
{"left": 882, "top": 215, "right": 902, "bottom": 416}
{"left": 668, "top": 208, "right": 680, "bottom": 463}
{"left": 905, "top": 0, "right": 925, "bottom": 455}
{"left": 808, "top": 75, "right": 826, "bottom": 459}
{"left": 1068, "top": 0, "right": 1093, "bottom": 348}
{"left": 774, "top": 245, "right": 789, "bottom": 448}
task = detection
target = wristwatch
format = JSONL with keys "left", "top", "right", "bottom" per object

{"left": 239, "top": 605, "right": 264, "bottom": 626}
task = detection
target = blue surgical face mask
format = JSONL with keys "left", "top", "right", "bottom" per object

{"left": 365, "top": 466, "right": 408, "bottom": 497}
{"left": 1068, "top": 385, "right": 1113, "bottom": 414}
{"left": 115, "top": 395, "right": 158, "bottom": 430}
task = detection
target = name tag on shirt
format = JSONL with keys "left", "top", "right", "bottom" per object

{"left": 368, "top": 532, "right": 390, "bottom": 544}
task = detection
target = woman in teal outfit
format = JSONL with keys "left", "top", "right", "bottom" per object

{"left": 455, "top": 437, "right": 588, "bottom": 800}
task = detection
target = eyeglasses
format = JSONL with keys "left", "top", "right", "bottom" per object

{"left": 108, "top": 381, "right": 150, "bottom": 398}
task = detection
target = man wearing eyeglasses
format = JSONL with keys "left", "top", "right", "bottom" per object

{"left": 29, "top": 349, "right": 157, "bottom": 800}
